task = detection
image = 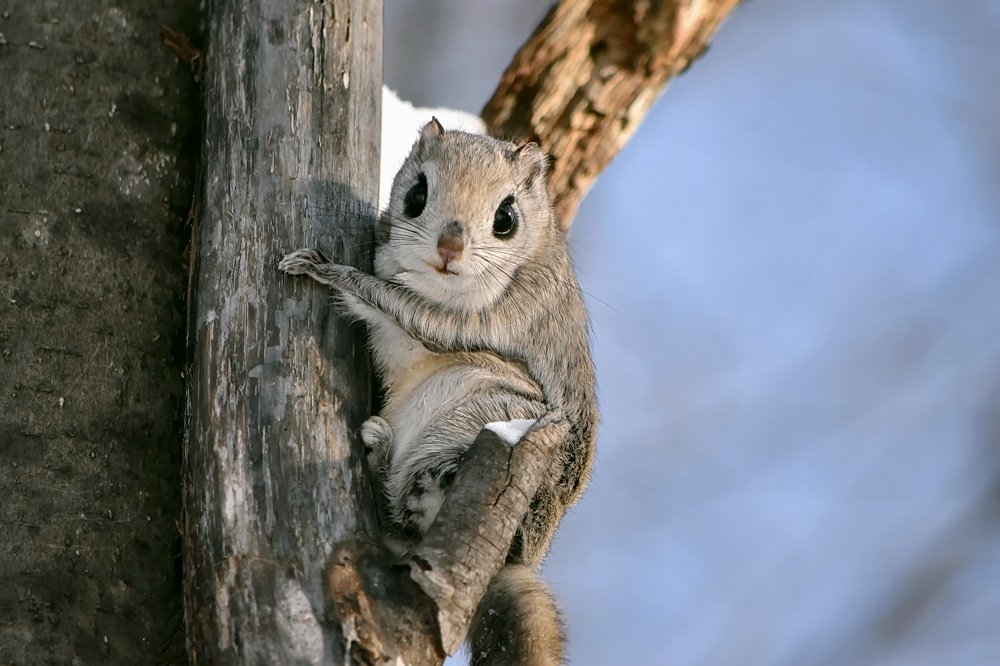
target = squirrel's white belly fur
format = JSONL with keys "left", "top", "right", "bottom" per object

{"left": 386, "top": 363, "right": 490, "bottom": 467}
{"left": 369, "top": 315, "right": 546, "bottom": 539}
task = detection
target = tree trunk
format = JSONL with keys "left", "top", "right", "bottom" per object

{"left": 0, "top": 1, "right": 199, "bottom": 664}
{"left": 182, "top": 0, "right": 382, "bottom": 662}
{"left": 483, "top": 0, "right": 742, "bottom": 227}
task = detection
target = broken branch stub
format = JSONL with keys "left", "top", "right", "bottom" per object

{"left": 408, "top": 412, "right": 570, "bottom": 654}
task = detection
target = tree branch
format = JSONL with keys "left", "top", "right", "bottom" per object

{"left": 483, "top": 0, "right": 742, "bottom": 227}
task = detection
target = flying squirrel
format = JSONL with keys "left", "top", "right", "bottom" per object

{"left": 279, "top": 118, "right": 598, "bottom": 666}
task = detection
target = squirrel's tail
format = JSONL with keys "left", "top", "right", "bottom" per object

{"left": 468, "top": 563, "right": 565, "bottom": 666}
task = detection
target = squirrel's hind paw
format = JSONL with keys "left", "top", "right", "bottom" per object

{"left": 361, "top": 416, "right": 393, "bottom": 471}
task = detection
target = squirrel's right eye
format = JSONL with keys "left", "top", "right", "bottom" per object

{"left": 493, "top": 197, "right": 517, "bottom": 238}
{"left": 403, "top": 173, "right": 428, "bottom": 218}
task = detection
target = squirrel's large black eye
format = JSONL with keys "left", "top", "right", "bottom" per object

{"left": 493, "top": 196, "right": 517, "bottom": 238}
{"left": 403, "top": 173, "right": 428, "bottom": 218}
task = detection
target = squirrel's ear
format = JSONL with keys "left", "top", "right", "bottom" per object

{"left": 514, "top": 141, "right": 548, "bottom": 190}
{"left": 420, "top": 117, "right": 445, "bottom": 144}
{"left": 416, "top": 117, "right": 444, "bottom": 158}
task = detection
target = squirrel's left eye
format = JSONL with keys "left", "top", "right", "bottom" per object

{"left": 493, "top": 197, "right": 517, "bottom": 238}
{"left": 404, "top": 173, "right": 428, "bottom": 218}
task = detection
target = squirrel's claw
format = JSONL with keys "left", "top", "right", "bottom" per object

{"left": 278, "top": 248, "right": 329, "bottom": 275}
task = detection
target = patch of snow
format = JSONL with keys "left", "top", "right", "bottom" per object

{"left": 484, "top": 419, "right": 537, "bottom": 447}
{"left": 380, "top": 86, "right": 486, "bottom": 210}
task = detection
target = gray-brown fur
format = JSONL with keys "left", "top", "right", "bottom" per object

{"left": 471, "top": 565, "right": 566, "bottom": 666}
{"left": 280, "top": 119, "right": 597, "bottom": 664}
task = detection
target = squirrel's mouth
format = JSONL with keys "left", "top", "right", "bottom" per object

{"left": 426, "top": 260, "right": 459, "bottom": 276}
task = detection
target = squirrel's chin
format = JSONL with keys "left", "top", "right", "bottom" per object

{"left": 417, "top": 273, "right": 501, "bottom": 311}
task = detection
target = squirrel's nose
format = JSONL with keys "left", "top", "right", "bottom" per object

{"left": 437, "top": 221, "right": 465, "bottom": 264}
{"left": 437, "top": 234, "right": 464, "bottom": 262}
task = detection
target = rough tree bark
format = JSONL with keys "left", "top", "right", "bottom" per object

{"left": 186, "top": 0, "right": 741, "bottom": 664}
{"left": 483, "top": 0, "right": 743, "bottom": 227}
{"left": 0, "top": 2, "right": 198, "bottom": 663}
{"left": 182, "top": 0, "right": 383, "bottom": 662}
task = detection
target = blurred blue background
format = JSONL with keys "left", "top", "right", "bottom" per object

{"left": 385, "top": 2, "right": 1000, "bottom": 664}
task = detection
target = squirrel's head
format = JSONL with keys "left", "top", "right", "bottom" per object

{"left": 375, "top": 117, "right": 560, "bottom": 312}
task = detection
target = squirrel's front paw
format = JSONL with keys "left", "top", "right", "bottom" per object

{"left": 278, "top": 248, "right": 328, "bottom": 275}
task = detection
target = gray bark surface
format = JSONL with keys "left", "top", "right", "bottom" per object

{"left": 0, "top": 1, "right": 199, "bottom": 663}
{"left": 182, "top": 0, "right": 382, "bottom": 662}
